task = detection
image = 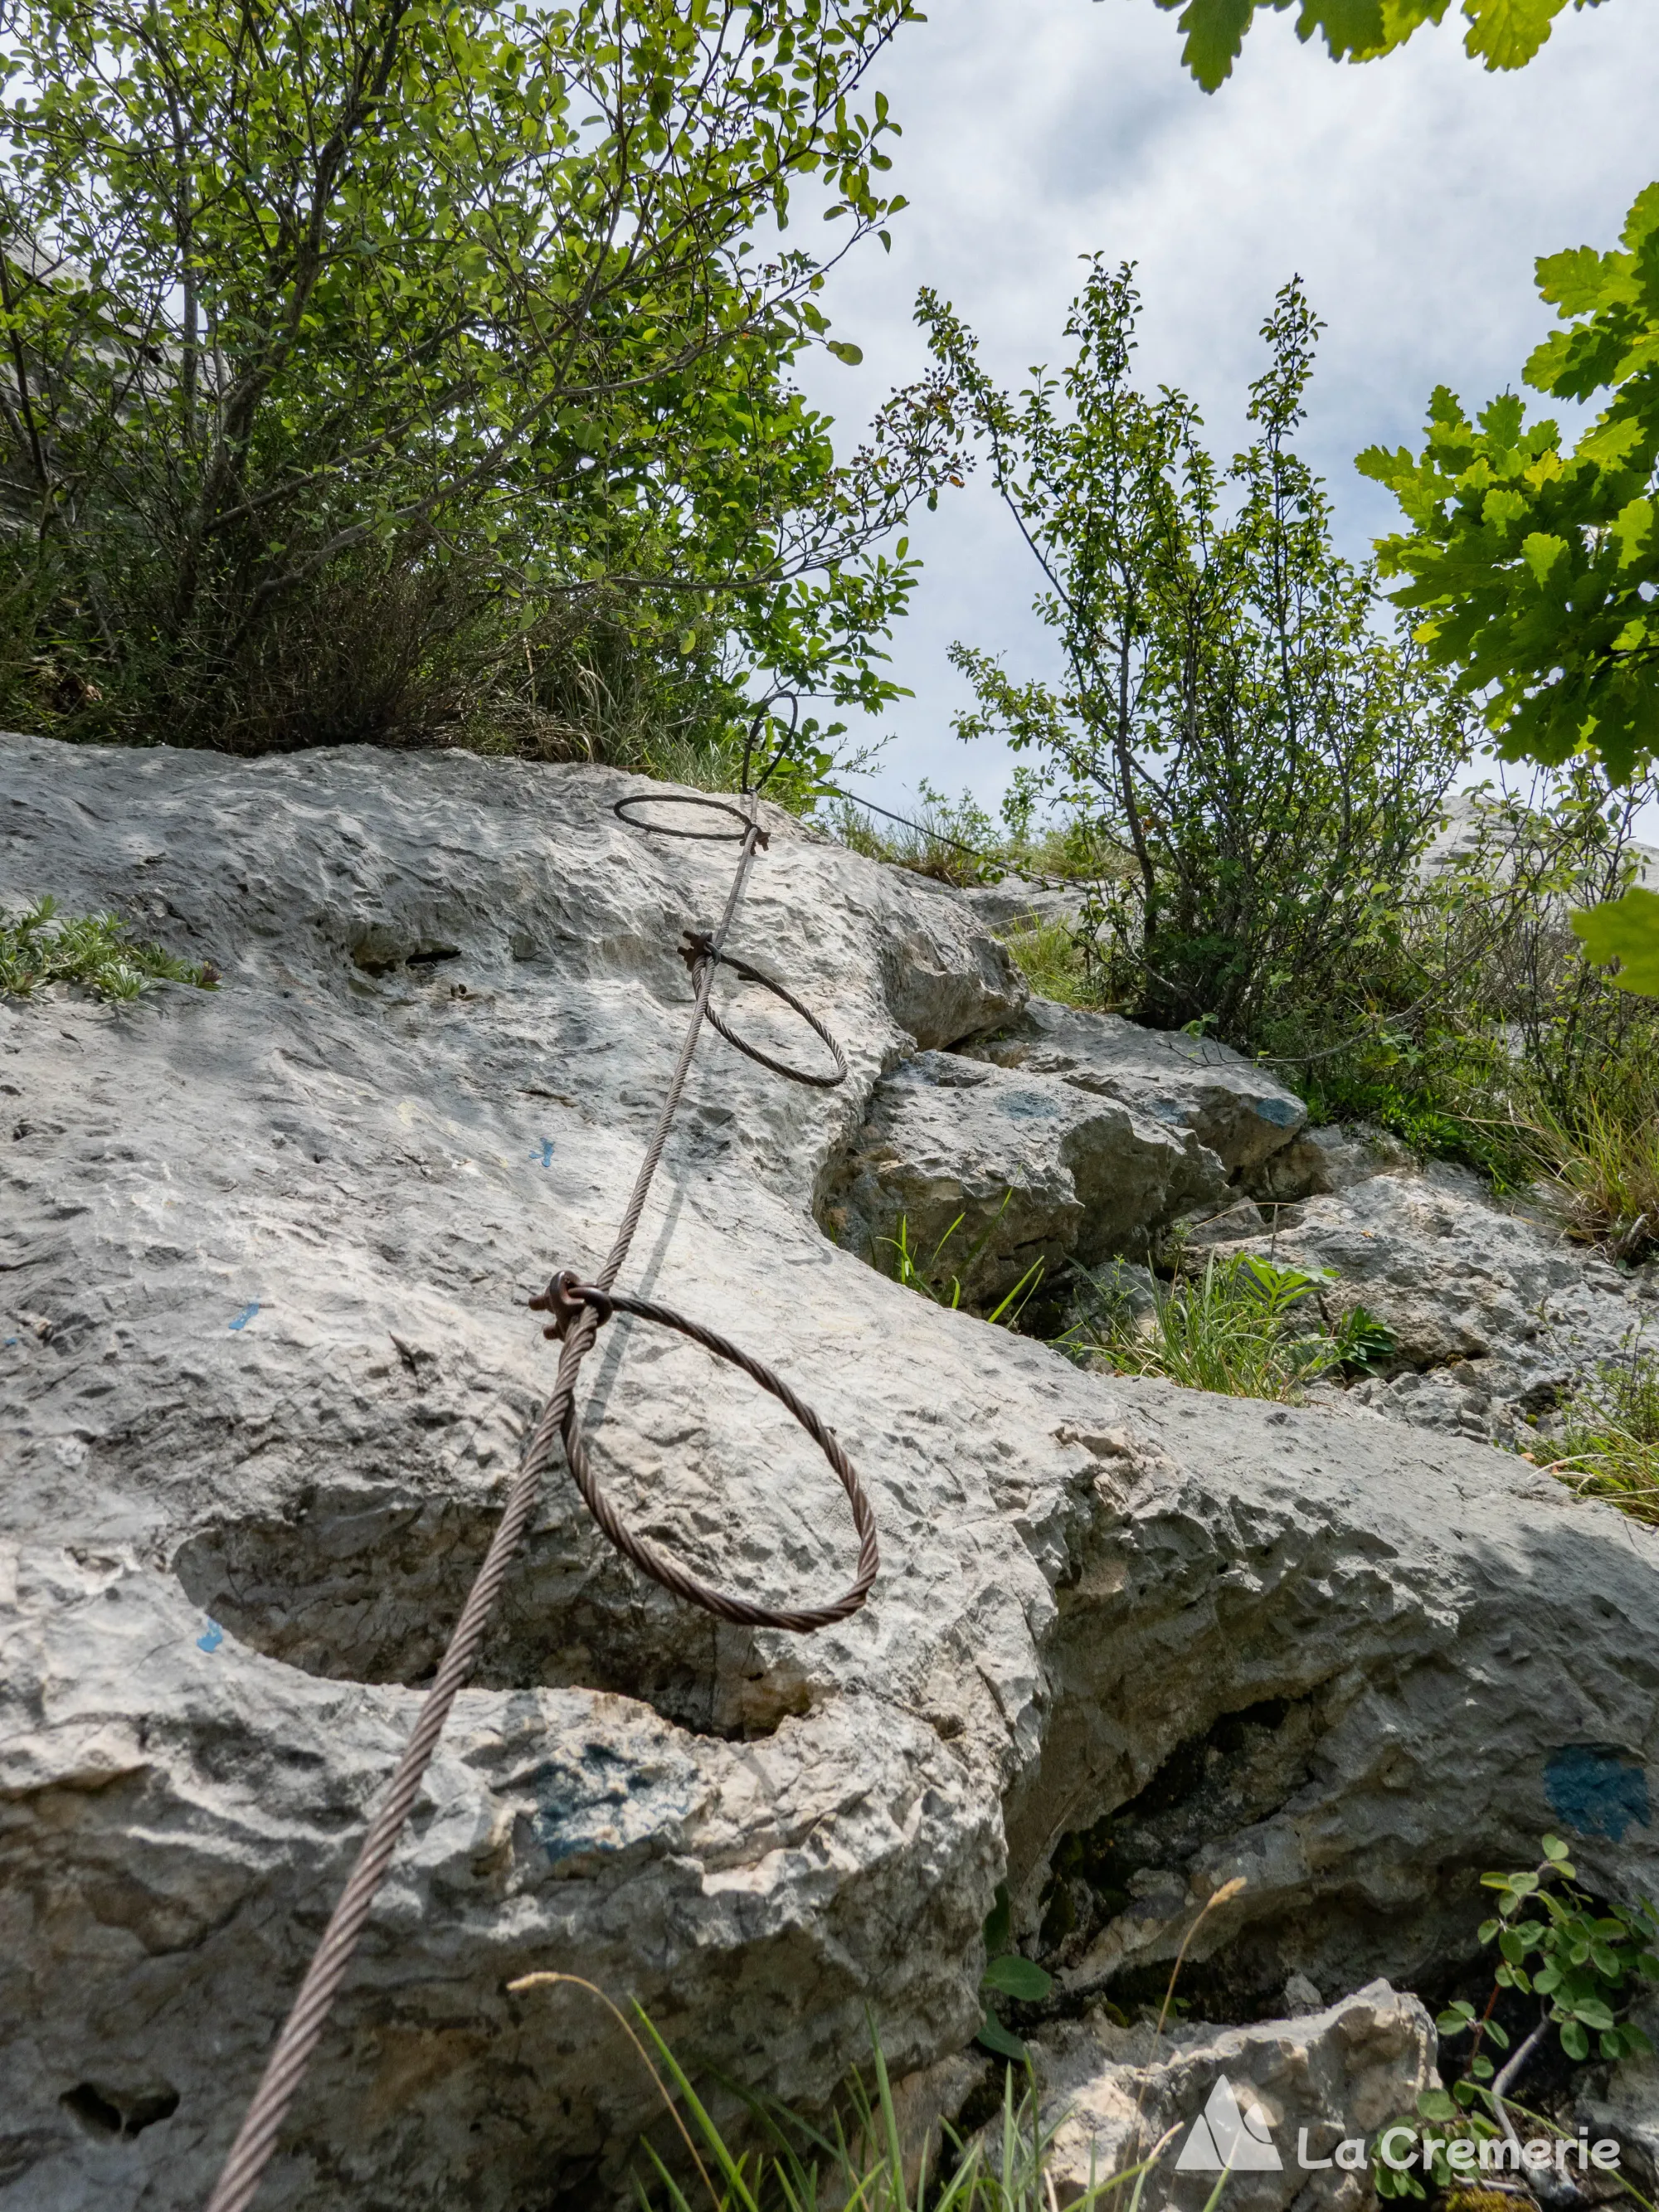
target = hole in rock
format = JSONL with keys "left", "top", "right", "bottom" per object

{"left": 172, "top": 1485, "right": 822, "bottom": 1741}
{"left": 61, "top": 2083, "right": 178, "bottom": 2140}
{"left": 1035, "top": 1694, "right": 1326, "bottom": 2020}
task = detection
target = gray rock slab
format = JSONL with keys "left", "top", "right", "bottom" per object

{"left": 816, "top": 1049, "right": 1230, "bottom": 1307}
{"left": 1200, "top": 1162, "right": 1659, "bottom": 1443}
{"left": 961, "top": 997, "right": 1309, "bottom": 1179}
{"left": 3, "top": 736, "right": 1658, "bottom": 2211}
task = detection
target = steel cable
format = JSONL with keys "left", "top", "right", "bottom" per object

{"left": 203, "top": 784, "right": 875, "bottom": 2212}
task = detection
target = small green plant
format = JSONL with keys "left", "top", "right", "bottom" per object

{"left": 1064, "top": 1250, "right": 1390, "bottom": 1403}
{"left": 880, "top": 1196, "right": 1046, "bottom": 1329}
{"left": 1374, "top": 1837, "right": 1659, "bottom": 2198}
{"left": 1546, "top": 1343, "right": 1659, "bottom": 1529}
{"left": 0, "top": 897, "right": 219, "bottom": 1002}
{"left": 975, "top": 1884, "right": 1055, "bottom": 2063}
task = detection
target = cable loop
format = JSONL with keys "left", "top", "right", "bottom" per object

{"left": 612, "top": 791, "right": 768, "bottom": 844}
{"left": 678, "top": 931, "right": 848, "bottom": 1090}
{"left": 552, "top": 1284, "right": 878, "bottom": 1631}
{"left": 204, "top": 774, "right": 877, "bottom": 2212}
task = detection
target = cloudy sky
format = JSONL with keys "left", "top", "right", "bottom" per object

{"left": 793, "top": 0, "right": 1659, "bottom": 824}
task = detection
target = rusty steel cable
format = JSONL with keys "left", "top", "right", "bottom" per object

{"left": 203, "top": 778, "right": 875, "bottom": 2212}
{"left": 679, "top": 931, "right": 849, "bottom": 1091}
{"left": 532, "top": 1272, "right": 876, "bottom": 1629}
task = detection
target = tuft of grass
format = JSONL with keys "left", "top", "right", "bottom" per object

{"left": 1525, "top": 1082, "right": 1659, "bottom": 1257}
{"left": 507, "top": 1973, "right": 1193, "bottom": 2212}
{"left": 1000, "top": 916, "right": 1101, "bottom": 1009}
{"left": 1544, "top": 1343, "right": 1659, "bottom": 1527}
{"left": 0, "top": 897, "right": 219, "bottom": 1002}
{"left": 879, "top": 1196, "right": 1046, "bottom": 1329}
{"left": 1063, "top": 1250, "right": 1393, "bottom": 1403}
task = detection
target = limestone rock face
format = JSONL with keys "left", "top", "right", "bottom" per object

{"left": 1034, "top": 1982, "right": 1436, "bottom": 2211}
{"left": 820, "top": 997, "right": 1309, "bottom": 1307}
{"left": 1201, "top": 1158, "right": 1659, "bottom": 1445}
{"left": 3, "top": 734, "right": 1659, "bottom": 2212}
{"left": 962, "top": 999, "right": 1309, "bottom": 1179}
{"left": 815, "top": 1048, "right": 1229, "bottom": 1308}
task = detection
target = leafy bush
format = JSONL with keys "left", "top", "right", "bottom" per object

{"left": 1374, "top": 1836, "right": 1658, "bottom": 2197}
{"left": 1267, "top": 770, "right": 1659, "bottom": 1245}
{"left": 1063, "top": 1251, "right": 1393, "bottom": 1403}
{"left": 0, "top": 0, "right": 952, "bottom": 768}
{"left": 0, "top": 897, "right": 217, "bottom": 1000}
{"left": 922, "top": 262, "right": 1468, "bottom": 1049}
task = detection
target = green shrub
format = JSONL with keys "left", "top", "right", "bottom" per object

{"left": 0, "top": 0, "right": 946, "bottom": 767}
{"left": 1374, "top": 1837, "right": 1658, "bottom": 2197}
{"left": 922, "top": 263, "right": 1467, "bottom": 1049}
{"left": 0, "top": 897, "right": 218, "bottom": 1002}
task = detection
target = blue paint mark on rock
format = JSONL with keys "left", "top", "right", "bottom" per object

{"left": 197, "top": 1620, "right": 224, "bottom": 1654}
{"left": 1545, "top": 1743, "right": 1650, "bottom": 1842}
{"left": 229, "top": 1301, "right": 260, "bottom": 1332}
{"left": 530, "top": 1742, "right": 693, "bottom": 1867}
{"left": 1255, "top": 1096, "right": 1303, "bottom": 1127}
{"left": 536, "top": 1139, "right": 555, "bottom": 1168}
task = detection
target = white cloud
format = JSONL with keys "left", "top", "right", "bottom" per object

{"left": 795, "top": 0, "right": 1659, "bottom": 819}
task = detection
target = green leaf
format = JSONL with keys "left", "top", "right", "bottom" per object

{"left": 983, "top": 1882, "right": 1012, "bottom": 1955}
{"left": 1541, "top": 1835, "right": 1572, "bottom": 1862}
{"left": 1464, "top": 0, "right": 1567, "bottom": 70}
{"left": 1572, "top": 887, "right": 1659, "bottom": 996}
{"left": 1560, "top": 2018, "right": 1590, "bottom": 2060}
{"left": 975, "top": 2012, "right": 1029, "bottom": 2062}
{"left": 981, "top": 1953, "right": 1054, "bottom": 2001}
{"left": 825, "top": 339, "right": 863, "bottom": 367}
{"left": 1520, "top": 530, "right": 1569, "bottom": 583}
{"left": 1416, "top": 2089, "right": 1458, "bottom": 2122}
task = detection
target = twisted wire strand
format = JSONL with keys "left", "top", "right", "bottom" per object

{"left": 680, "top": 933, "right": 849, "bottom": 1091}
{"left": 206, "top": 797, "right": 868, "bottom": 2212}
{"left": 554, "top": 1283, "right": 877, "bottom": 1631}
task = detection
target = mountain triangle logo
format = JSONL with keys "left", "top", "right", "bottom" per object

{"left": 1174, "top": 2076, "right": 1282, "bottom": 2173}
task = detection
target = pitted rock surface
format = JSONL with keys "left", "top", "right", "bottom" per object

{"left": 1199, "top": 1155, "right": 1659, "bottom": 1445}
{"left": 961, "top": 998, "right": 1309, "bottom": 1178}
{"left": 815, "top": 1048, "right": 1229, "bottom": 1307}
{"left": 1033, "top": 1981, "right": 1436, "bottom": 2211}
{"left": 3, "top": 733, "right": 1658, "bottom": 2211}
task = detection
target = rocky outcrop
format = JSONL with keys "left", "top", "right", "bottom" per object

{"left": 816, "top": 1048, "right": 1230, "bottom": 1307}
{"left": 4, "top": 734, "right": 1659, "bottom": 2211}
{"left": 1195, "top": 1150, "right": 1659, "bottom": 1446}
{"left": 1034, "top": 1983, "right": 1435, "bottom": 2210}
{"left": 820, "top": 997, "right": 1309, "bottom": 1306}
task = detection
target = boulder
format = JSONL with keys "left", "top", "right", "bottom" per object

{"left": 819, "top": 997, "right": 1310, "bottom": 1311}
{"left": 1033, "top": 1981, "right": 1436, "bottom": 2210}
{"left": 961, "top": 997, "right": 1309, "bottom": 1179}
{"left": 4, "top": 734, "right": 1659, "bottom": 2212}
{"left": 1196, "top": 1158, "right": 1659, "bottom": 1445}
{"left": 956, "top": 879, "right": 1087, "bottom": 937}
{"left": 816, "top": 1048, "right": 1229, "bottom": 1309}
